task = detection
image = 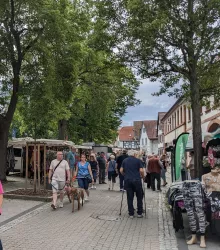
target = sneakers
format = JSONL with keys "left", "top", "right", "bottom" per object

{"left": 129, "top": 215, "right": 134, "bottom": 219}
{"left": 51, "top": 204, "right": 57, "bottom": 210}
{"left": 137, "top": 214, "right": 143, "bottom": 218}
{"left": 85, "top": 197, "right": 89, "bottom": 201}
{"left": 94, "top": 185, "right": 96, "bottom": 189}
{"left": 59, "top": 202, "right": 64, "bottom": 208}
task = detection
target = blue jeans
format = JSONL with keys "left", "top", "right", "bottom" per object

{"left": 119, "top": 172, "right": 124, "bottom": 190}
{"left": 78, "top": 178, "right": 89, "bottom": 190}
{"left": 92, "top": 170, "right": 97, "bottom": 183}
{"left": 125, "top": 179, "right": 143, "bottom": 216}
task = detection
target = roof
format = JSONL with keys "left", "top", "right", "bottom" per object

{"left": 118, "top": 126, "right": 134, "bottom": 141}
{"left": 161, "top": 98, "right": 183, "bottom": 122}
{"left": 8, "top": 138, "right": 75, "bottom": 147}
{"left": 133, "top": 121, "right": 143, "bottom": 139}
{"left": 158, "top": 112, "right": 166, "bottom": 121}
{"left": 143, "top": 120, "right": 158, "bottom": 139}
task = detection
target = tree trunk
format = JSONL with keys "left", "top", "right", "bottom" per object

{"left": 58, "top": 119, "right": 68, "bottom": 140}
{"left": 0, "top": 119, "right": 10, "bottom": 181}
{"left": 190, "top": 75, "right": 203, "bottom": 178}
{"left": 0, "top": 76, "right": 19, "bottom": 181}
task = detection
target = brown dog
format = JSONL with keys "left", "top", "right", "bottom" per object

{"left": 70, "top": 187, "right": 84, "bottom": 212}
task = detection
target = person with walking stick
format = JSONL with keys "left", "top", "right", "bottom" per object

{"left": 120, "top": 150, "right": 145, "bottom": 219}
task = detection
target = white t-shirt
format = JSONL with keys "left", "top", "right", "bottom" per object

{"left": 50, "top": 159, "right": 70, "bottom": 181}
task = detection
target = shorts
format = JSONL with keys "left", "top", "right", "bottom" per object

{"left": 108, "top": 171, "right": 116, "bottom": 183}
{"left": 51, "top": 180, "right": 66, "bottom": 193}
{"left": 0, "top": 181, "right": 3, "bottom": 194}
{"left": 78, "top": 178, "right": 89, "bottom": 190}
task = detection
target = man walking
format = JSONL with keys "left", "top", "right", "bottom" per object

{"left": 120, "top": 150, "right": 144, "bottom": 218}
{"left": 49, "top": 151, "right": 70, "bottom": 209}
{"left": 97, "top": 152, "right": 107, "bottom": 184}
{"left": 148, "top": 155, "right": 163, "bottom": 191}
{"left": 116, "top": 149, "right": 128, "bottom": 191}
{"left": 67, "top": 147, "right": 76, "bottom": 180}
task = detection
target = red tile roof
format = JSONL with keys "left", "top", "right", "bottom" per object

{"left": 118, "top": 126, "right": 134, "bottom": 141}
{"left": 133, "top": 121, "right": 143, "bottom": 139}
{"left": 143, "top": 120, "right": 158, "bottom": 139}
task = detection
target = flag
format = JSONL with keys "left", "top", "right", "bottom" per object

{"left": 175, "top": 133, "right": 189, "bottom": 181}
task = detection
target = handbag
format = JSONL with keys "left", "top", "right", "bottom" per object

{"left": 111, "top": 161, "right": 118, "bottom": 177}
{"left": 85, "top": 174, "right": 92, "bottom": 183}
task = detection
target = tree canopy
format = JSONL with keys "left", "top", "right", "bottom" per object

{"left": 96, "top": 0, "right": 220, "bottom": 177}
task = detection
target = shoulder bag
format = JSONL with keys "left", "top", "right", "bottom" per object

{"left": 50, "top": 160, "right": 63, "bottom": 181}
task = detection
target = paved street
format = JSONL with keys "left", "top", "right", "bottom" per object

{"left": 0, "top": 176, "right": 178, "bottom": 250}
{"left": 1, "top": 174, "right": 220, "bottom": 250}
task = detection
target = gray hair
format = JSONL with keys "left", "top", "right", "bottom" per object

{"left": 127, "top": 150, "right": 136, "bottom": 156}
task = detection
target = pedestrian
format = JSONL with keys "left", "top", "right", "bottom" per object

{"left": 48, "top": 151, "right": 70, "bottom": 210}
{"left": 116, "top": 149, "right": 128, "bottom": 191}
{"left": 148, "top": 155, "right": 163, "bottom": 192}
{"left": 67, "top": 147, "right": 76, "bottom": 181}
{"left": 89, "top": 154, "right": 98, "bottom": 189}
{"left": 107, "top": 154, "right": 117, "bottom": 190}
{"left": 120, "top": 150, "right": 145, "bottom": 218}
{"left": 97, "top": 152, "right": 107, "bottom": 184}
{"left": 145, "top": 155, "right": 151, "bottom": 189}
{"left": 0, "top": 180, "right": 3, "bottom": 215}
{"left": 75, "top": 154, "right": 94, "bottom": 201}
{"left": 160, "top": 154, "right": 168, "bottom": 186}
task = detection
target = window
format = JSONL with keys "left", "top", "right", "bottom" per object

{"left": 188, "top": 108, "right": 191, "bottom": 121}
{"left": 177, "top": 110, "right": 179, "bottom": 126}
{"left": 145, "top": 138, "right": 147, "bottom": 145}
{"left": 143, "top": 127, "right": 146, "bottom": 133}
{"left": 142, "top": 138, "right": 144, "bottom": 145}
{"left": 180, "top": 107, "right": 183, "bottom": 124}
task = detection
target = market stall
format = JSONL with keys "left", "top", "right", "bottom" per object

{"left": 8, "top": 138, "right": 75, "bottom": 191}
{"left": 167, "top": 135, "right": 220, "bottom": 247}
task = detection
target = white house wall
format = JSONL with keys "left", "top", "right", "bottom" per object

{"left": 140, "top": 124, "right": 158, "bottom": 154}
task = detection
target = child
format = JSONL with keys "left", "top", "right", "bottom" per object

{"left": 0, "top": 180, "right": 3, "bottom": 215}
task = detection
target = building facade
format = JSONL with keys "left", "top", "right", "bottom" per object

{"left": 114, "top": 126, "right": 140, "bottom": 149}
{"left": 157, "top": 112, "right": 166, "bottom": 156}
{"left": 139, "top": 120, "right": 158, "bottom": 154}
{"left": 161, "top": 97, "right": 220, "bottom": 151}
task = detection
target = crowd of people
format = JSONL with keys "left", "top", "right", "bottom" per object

{"left": 48, "top": 147, "right": 170, "bottom": 214}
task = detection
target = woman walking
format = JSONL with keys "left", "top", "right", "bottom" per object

{"left": 107, "top": 155, "right": 117, "bottom": 190}
{"left": 89, "top": 154, "right": 98, "bottom": 189}
{"left": 75, "top": 154, "right": 94, "bottom": 201}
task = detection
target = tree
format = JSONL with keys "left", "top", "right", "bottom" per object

{"left": 9, "top": 0, "right": 140, "bottom": 149}
{"left": 0, "top": 0, "right": 86, "bottom": 180}
{"left": 99, "top": 0, "right": 220, "bottom": 178}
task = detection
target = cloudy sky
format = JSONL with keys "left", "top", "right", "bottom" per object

{"left": 121, "top": 79, "right": 176, "bottom": 126}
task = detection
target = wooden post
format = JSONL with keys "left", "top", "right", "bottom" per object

{"left": 25, "top": 144, "right": 28, "bottom": 190}
{"left": 34, "top": 144, "right": 37, "bottom": 193}
{"left": 44, "top": 144, "right": 46, "bottom": 190}
{"left": 38, "top": 144, "right": 41, "bottom": 191}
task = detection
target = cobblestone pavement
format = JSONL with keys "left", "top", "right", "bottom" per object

{"left": 0, "top": 179, "right": 177, "bottom": 250}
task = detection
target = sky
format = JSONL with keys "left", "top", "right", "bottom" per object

{"left": 121, "top": 79, "right": 176, "bottom": 126}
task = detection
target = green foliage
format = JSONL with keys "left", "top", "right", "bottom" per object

{"left": 8, "top": 0, "right": 140, "bottom": 144}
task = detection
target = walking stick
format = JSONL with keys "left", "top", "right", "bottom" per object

{"left": 119, "top": 189, "right": 125, "bottom": 216}
{"left": 142, "top": 179, "right": 147, "bottom": 218}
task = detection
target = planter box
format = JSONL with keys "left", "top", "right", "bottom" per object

{"left": 3, "top": 188, "right": 58, "bottom": 202}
